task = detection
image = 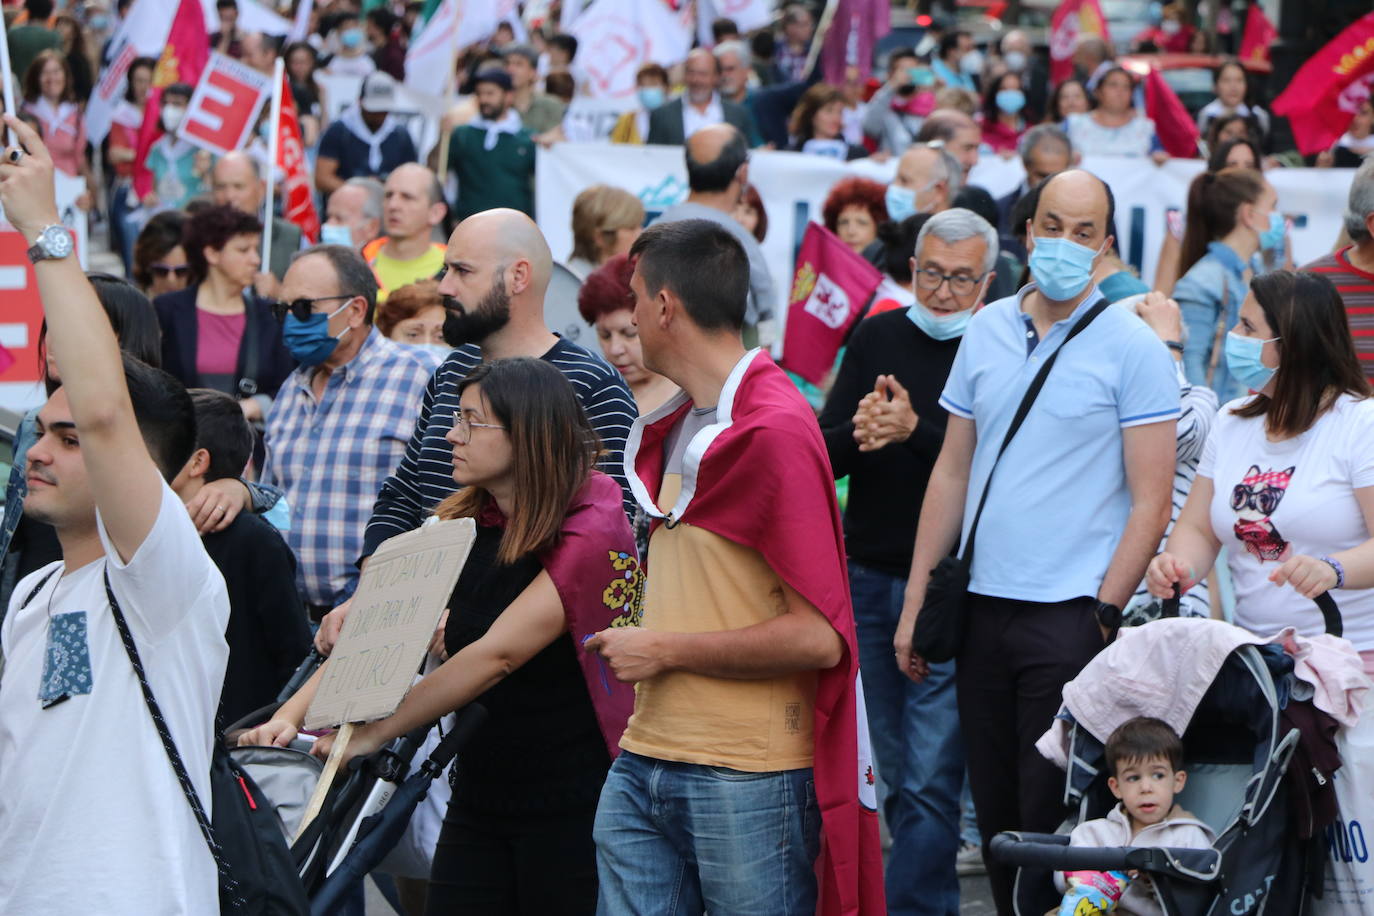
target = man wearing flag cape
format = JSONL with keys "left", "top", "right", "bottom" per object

{"left": 587, "top": 219, "right": 885, "bottom": 915}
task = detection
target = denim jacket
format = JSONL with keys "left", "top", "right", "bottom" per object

{"left": 0, "top": 408, "right": 39, "bottom": 609}
{"left": 1173, "top": 241, "right": 1264, "bottom": 404}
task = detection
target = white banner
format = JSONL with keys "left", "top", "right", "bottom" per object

{"left": 697, "top": 0, "right": 774, "bottom": 46}
{"left": 568, "top": 0, "right": 694, "bottom": 107}
{"left": 537, "top": 144, "right": 1358, "bottom": 338}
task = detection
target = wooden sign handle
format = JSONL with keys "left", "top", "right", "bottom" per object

{"left": 294, "top": 722, "right": 354, "bottom": 842}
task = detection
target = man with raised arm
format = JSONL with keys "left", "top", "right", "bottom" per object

{"left": 0, "top": 115, "right": 229, "bottom": 913}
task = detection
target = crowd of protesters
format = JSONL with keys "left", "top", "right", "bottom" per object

{"left": 2, "top": 0, "right": 1374, "bottom": 915}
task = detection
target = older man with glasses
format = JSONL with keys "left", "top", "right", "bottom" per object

{"left": 818, "top": 207, "right": 998, "bottom": 916}
{"left": 259, "top": 244, "right": 443, "bottom": 620}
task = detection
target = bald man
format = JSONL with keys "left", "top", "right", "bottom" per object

{"left": 915, "top": 109, "right": 982, "bottom": 179}
{"left": 897, "top": 170, "right": 1178, "bottom": 912}
{"left": 361, "top": 163, "right": 447, "bottom": 302}
{"left": 313, "top": 208, "right": 638, "bottom": 652}
{"left": 651, "top": 124, "right": 775, "bottom": 345}
{"left": 211, "top": 151, "right": 303, "bottom": 285}
{"left": 647, "top": 49, "right": 758, "bottom": 146}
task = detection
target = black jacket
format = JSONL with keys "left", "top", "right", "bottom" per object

{"left": 153, "top": 285, "right": 295, "bottom": 400}
{"left": 646, "top": 97, "right": 759, "bottom": 146}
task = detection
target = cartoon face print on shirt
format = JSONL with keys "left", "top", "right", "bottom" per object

{"left": 1231, "top": 464, "right": 1295, "bottom": 562}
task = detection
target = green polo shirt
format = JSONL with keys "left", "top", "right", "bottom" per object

{"left": 8, "top": 24, "right": 60, "bottom": 79}
{"left": 446, "top": 125, "right": 536, "bottom": 221}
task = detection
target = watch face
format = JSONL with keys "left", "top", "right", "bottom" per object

{"left": 41, "top": 226, "right": 73, "bottom": 258}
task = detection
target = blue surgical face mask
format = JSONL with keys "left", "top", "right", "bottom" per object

{"left": 996, "top": 89, "right": 1026, "bottom": 114}
{"left": 1028, "top": 236, "right": 1104, "bottom": 301}
{"left": 1259, "top": 211, "right": 1286, "bottom": 252}
{"left": 319, "top": 223, "right": 354, "bottom": 247}
{"left": 1224, "top": 331, "right": 1279, "bottom": 391}
{"left": 411, "top": 342, "right": 452, "bottom": 359}
{"left": 282, "top": 302, "right": 352, "bottom": 366}
{"left": 637, "top": 86, "right": 665, "bottom": 110}
{"left": 910, "top": 67, "right": 936, "bottom": 88}
{"left": 340, "top": 27, "right": 364, "bottom": 50}
{"left": 885, "top": 183, "right": 917, "bottom": 222}
{"left": 906, "top": 299, "right": 975, "bottom": 340}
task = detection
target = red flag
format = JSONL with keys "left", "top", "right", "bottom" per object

{"left": 625, "top": 351, "right": 887, "bottom": 915}
{"left": 1048, "top": 0, "right": 1113, "bottom": 86}
{"left": 1238, "top": 5, "right": 1277, "bottom": 70}
{"left": 131, "top": 0, "right": 209, "bottom": 197}
{"left": 276, "top": 73, "right": 321, "bottom": 243}
{"left": 1142, "top": 66, "right": 1200, "bottom": 157}
{"left": 819, "top": 0, "right": 892, "bottom": 84}
{"left": 780, "top": 223, "right": 882, "bottom": 385}
{"left": 1272, "top": 12, "right": 1374, "bottom": 156}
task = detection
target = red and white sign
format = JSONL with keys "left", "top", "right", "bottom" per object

{"left": 275, "top": 73, "right": 320, "bottom": 243}
{"left": 181, "top": 52, "right": 274, "bottom": 157}
{"left": 1049, "top": 0, "right": 1112, "bottom": 85}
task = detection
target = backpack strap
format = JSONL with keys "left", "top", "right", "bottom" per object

{"left": 103, "top": 567, "right": 245, "bottom": 908}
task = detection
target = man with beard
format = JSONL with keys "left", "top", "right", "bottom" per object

{"left": 313, "top": 208, "right": 637, "bottom": 652}
{"left": 445, "top": 70, "right": 536, "bottom": 220}
{"left": 261, "top": 245, "right": 443, "bottom": 619}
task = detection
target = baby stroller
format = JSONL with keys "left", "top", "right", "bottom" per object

{"left": 990, "top": 596, "right": 1347, "bottom": 916}
{"left": 226, "top": 653, "right": 486, "bottom": 915}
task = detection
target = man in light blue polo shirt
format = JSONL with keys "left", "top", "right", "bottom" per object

{"left": 894, "top": 169, "right": 1179, "bottom": 913}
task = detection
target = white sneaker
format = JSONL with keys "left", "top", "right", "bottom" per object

{"left": 956, "top": 841, "right": 986, "bottom": 876}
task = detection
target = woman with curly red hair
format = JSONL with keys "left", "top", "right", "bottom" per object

{"left": 577, "top": 254, "right": 678, "bottom": 415}
{"left": 822, "top": 177, "right": 888, "bottom": 255}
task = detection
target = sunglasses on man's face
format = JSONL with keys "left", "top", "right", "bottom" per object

{"left": 269, "top": 295, "right": 355, "bottom": 322}
{"left": 150, "top": 263, "right": 189, "bottom": 278}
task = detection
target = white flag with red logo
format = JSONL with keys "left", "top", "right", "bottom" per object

{"left": 569, "top": 0, "right": 693, "bottom": 107}
{"left": 275, "top": 72, "right": 320, "bottom": 243}
{"left": 87, "top": 0, "right": 175, "bottom": 146}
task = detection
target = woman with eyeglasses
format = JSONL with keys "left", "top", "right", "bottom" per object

{"left": 1147, "top": 271, "right": 1374, "bottom": 671}
{"left": 133, "top": 210, "right": 191, "bottom": 298}
{"left": 240, "top": 357, "right": 639, "bottom": 914}
{"left": 152, "top": 204, "right": 294, "bottom": 425}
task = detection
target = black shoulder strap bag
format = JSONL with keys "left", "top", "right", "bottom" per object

{"left": 913, "top": 297, "right": 1111, "bottom": 663}
{"left": 103, "top": 570, "right": 309, "bottom": 915}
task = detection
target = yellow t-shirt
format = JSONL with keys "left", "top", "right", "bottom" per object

{"left": 364, "top": 239, "right": 446, "bottom": 302}
{"left": 619, "top": 472, "right": 816, "bottom": 772}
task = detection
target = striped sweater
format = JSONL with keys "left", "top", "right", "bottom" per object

{"left": 1304, "top": 247, "right": 1374, "bottom": 381}
{"left": 361, "top": 339, "right": 638, "bottom": 560}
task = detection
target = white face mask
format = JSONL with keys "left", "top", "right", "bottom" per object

{"left": 162, "top": 106, "right": 186, "bottom": 131}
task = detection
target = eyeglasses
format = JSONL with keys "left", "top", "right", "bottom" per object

{"left": 1231, "top": 484, "right": 1285, "bottom": 516}
{"left": 269, "top": 295, "right": 355, "bottom": 322}
{"left": 914, "top": 267, "right": 986, "bottom": 297}
{"left": 150, "top": 263, "right": 189, "bottom": 278}
{"left": 451, "top": 408, "right": 506, "bottom": 444}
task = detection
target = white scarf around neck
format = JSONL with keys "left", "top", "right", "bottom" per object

{"left": 468, "top": 109, "right": 522, "bottom": 151}
{"left": 339, "top": 104, "right": 402, "bottom": 173}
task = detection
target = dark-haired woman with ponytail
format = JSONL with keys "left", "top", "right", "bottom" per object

{"left": 1173, "top": 167, "right": 1279, "bottom": 402}
{"left": 1148, "top": 271, "right": 1374, "bottom": 673}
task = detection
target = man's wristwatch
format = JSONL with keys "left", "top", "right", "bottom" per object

{"left": 26, "top": 224, "right": 73, "bottom": 263}
{"left": 1094, "top": 600, "right": 1123, "bottom": 629}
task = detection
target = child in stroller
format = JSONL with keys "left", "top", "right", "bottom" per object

{"left": 1053, "top": 717, "right": 1215, "bottom": 915}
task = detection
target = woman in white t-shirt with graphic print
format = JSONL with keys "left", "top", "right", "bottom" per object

{"left": 1146, "top": 270, "right": 1374, "bottom": 671}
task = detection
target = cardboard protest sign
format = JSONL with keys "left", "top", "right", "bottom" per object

{"left": 304, "top": 518, "right": 476, "bottom": 730}
{"left": 181, "top": 52, "right": 274, "bottom": 157}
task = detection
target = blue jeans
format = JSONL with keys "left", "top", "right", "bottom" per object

{"left": 850, "top": 560, "right": 962, "bottom": 916}
{"left": 594, "top": 751, "right": 820, "bottom": 915}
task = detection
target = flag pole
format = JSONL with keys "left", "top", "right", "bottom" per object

{"left": 435, "top": 51, "right": 459, "bottom": 184}
{"left": 262, "top": 57, "right": 284, "bottom": 273}
{"left": 0, "top": 10, "right": 18, "bottom": 147}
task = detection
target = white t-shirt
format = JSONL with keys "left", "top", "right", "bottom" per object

{"left": 1199, "top": 394, "right": 1374, "bottom": 651}
{"left": 0, "top": 482, "right": 230, "bottom": 914}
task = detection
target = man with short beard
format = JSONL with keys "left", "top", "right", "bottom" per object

{"left": 445, "top": 70, "right": 536, "bottom": 220}
{"left": 313, "top": 208, "right": 637, "bottom": 653}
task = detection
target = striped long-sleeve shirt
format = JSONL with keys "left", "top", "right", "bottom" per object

{"left": 361, "top": 338, "right": 638, "bottom": 560}
{"left": 1303, "top": 247, "right": 1374, "bottom": 382}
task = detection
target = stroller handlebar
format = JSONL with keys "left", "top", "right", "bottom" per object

{"left": 989, "top": 832, "right": 1221, "bottom": 882}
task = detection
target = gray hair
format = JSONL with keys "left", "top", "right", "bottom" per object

{"left": 1019, "top": 124, "right": 1073, "bottom": 169}
{"left": 915, "top": 207, "right": 999, "bottom": 275}
{"left": 342, "top": 176, "right": 385, "bottom": 222}
{"left": 910, "top": 142, "right": 964, "bottom": 199}
{"left": 292, "top": 244, "right": 380, "bottom": 319}
{"left": 713, "top": 39, "right": 751, "bottom": 69}
{"left": 1345, "top": 156, "right": 1374, "bottom": 243}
